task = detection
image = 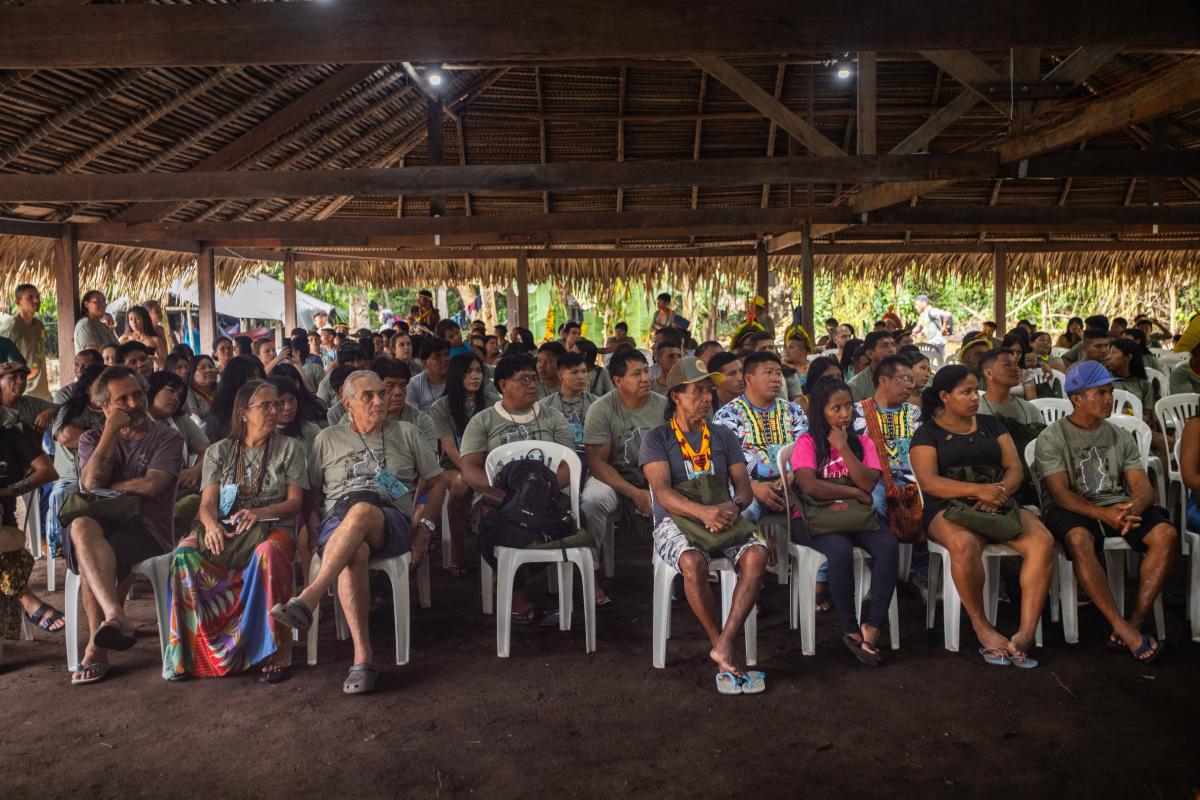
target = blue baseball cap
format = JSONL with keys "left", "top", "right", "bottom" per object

{"left": 1064, "top": 360, "right": 1115, "bottom": 394}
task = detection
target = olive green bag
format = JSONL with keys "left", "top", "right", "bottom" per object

{"left": 59, "top": 490, "right": 143, "bottom": 531}
{"left": 668, "top": 473, "right": 763, "bottom": 551}
{"left": 941, "top": 465, "right": 1023, "bottom": 542}
{"left": 798, "top": 476, "right": 878, "bottom": 535}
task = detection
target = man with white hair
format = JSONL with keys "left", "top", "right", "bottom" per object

{"left": 270, "top": 370, "right": 445, "bottom": 695}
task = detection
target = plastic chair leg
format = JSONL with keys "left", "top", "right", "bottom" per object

{"left": 926, "top": 549, "right": 942, "bottom": 631}
{"left": 46, "top": 554, "right": 56, "bottom": 593}
{"left": 887, "top": 588, "right": 900, "bottom": 650}
{"left": 983, "top": 555, "right": 1001, "bottom": 626}
{"left": 852, "top": 554, "right": 869, "bottom": 624}
{"left": 941, "top": 556, "right": 962, "bottom": 652}
{"left": 568, "top": 549, "right": 597, "bottom": 653}
{"left": 651, "top": 557, "right": 673, "bottom": 668}
{"left": 1049, "top": 556, "right": 1061, "bottom": 624}
{"left": 557, "top": 561, "right": 574, "bottom": 631}
{"left": 719, "top": 568, "right": 735, "bottom": 626}
{"left": 797, "top": 552, "right": 822, "bottom": 656}
{"left": 382, "top": 558, "right": 411, "bottom": 666}
{"left": 133, "top": 555, "right": 172, "bottom": 668}
{"left": 440, "top": 494, "right": 452, "bottom": 567}
{"left": 480, "top": 554, "right": 494, "bottom": 615}
{"left": 773, "top": 524, "right": 790, "bottom": 586}
{"left": 495, "top": 549, "right": 517, "bottom": 658}
{"left": 1059, "top": 553, "right": 1080, "bottom": 644}
{"left": 897, "top": 542, "right": 912, "bottom": 583}
{"left": 65, "top": 568, "right": 83, "bottom": 671}
{"left": 1105, "top": 550, "right": 1126, "bottom": 616}
{"left": 21, "top": 612, "right": 34, "bottom": 641}
{"left": 602, "top": 520, "right": 615, "bottom": 579}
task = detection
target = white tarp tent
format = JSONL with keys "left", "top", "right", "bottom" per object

{"left": 113, "top": 273, "right": 335, "bottom": 328}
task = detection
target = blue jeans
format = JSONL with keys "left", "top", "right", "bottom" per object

{"left": 45, "top": 479, "right": 77, "bottom": 558}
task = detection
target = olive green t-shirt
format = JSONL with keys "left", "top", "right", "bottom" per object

{"left": 326, "top": 399, "right": 436, "bottom": 443}
{"left": 541, "top": 391, "right": 598, "bottom": 446}
{"left": 1168, "top": 359, "right": 1200, "bottom": 396}
{"left": 1034, "top": 418, "right": 1142, "bottom": 513}
{"left": 459, "top": 403, "right": 574, "bottom": 457}
{"left": 201, "top": 432, "right": 309, "bottom": 510}
{"left": 977, "top": 393, "right": 1040, "bottom": 427}
{"left": 581, "top": 390, "right": 667, "bottom": 468}
{"left": 1113, "top": 376, "right": 1154, "bottom": 416}
{"left": 309, "top": 420, "right": 442, "bottom": 517}
{"left": 0, "top": 315, "right": 48, "bottom": 399}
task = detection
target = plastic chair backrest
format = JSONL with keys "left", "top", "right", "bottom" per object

{"left": 1104, "top": 415, "right": 1153, "bottom": 468}
{"left": 1030, "top": 397, "right": 1072, "bottom": 425}
{"left": 776, "top": 442, "right": 796, "bottom": 518}
{"left": 1050, "top": 347, "right": 1069, "bottom": 359}
{"left": 637, "top": 348, "right": 652, "bottom": 362}
{"left": 1111, "top": 388, "right": 1143, "bottom": 420}
{"left": 1022, "top": 440, "right": 1047, "bottom": 506}
{"left": 484, "top": 440, "right": 581, "bottom": 525}
{"left": 916, "top": 343, "right": 944, "bottom": 368}
{"left": 1155, "top": 393, "right": 1199, "bottom": 480}
{"left": 1049, "top": 369, "right": 1067, "bottom": 398}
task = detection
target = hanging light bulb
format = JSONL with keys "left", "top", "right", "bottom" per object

{"left": 836, "top": 60, "right": 853, "bottom": 79}
{"left": 427, "top": 71, "right": 444, "bottom": 87}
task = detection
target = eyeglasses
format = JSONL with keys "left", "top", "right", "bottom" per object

{"left": 247, "top": 400, "right": 283, "bottom": 411}
{"left": 885, "top": 374, "right": 915, "bottom": 385}
{"left": 506, "top": 374, "right": 539, "bottom": 385}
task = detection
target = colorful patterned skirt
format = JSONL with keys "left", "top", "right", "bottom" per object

{"left": 164, "top": 528, "right": 294, "bottom": 679}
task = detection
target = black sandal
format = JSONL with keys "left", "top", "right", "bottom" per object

{"left": 27, "top": 603, "right": 65, "bottom": 634}
{"left": 260, "top": 664, "right": 291, "bottom": 684}
{"left": 843, "top": 633, "right": 881, "bottom": 667}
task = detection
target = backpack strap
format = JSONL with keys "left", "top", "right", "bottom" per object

{"left": 859, "top": 397, "right": 896, "bottom": 494}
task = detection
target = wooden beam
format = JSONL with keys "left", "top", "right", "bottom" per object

{"left": 891, "top": 90, "right": 981, "bottom": 154}
{"left": 760, "top": 64, "right": 787, "bottom": 207}
{"left": 692, "top": 55, "right": 846, "bottom": 158}
{"left": 918, "top": 50, "right": 1008, "bottom": 114}
{"left": 52, "top": 225, "right": 78, "bottom": 367}
{"left": 0, "top": 154, "right": 1005, "bottom": 203}
{"left": 282, "top": 251, "right": 297, "bottom": 332}
{"left": 74, "top": 207, "right": 835, "bottom": 248}
{"left": 993, "top": 244, "right": 1008, "bottom": 332}
{"left": 1011, "top": 47, "right": 1041, "bottom": 122}
{"left": 115, "top": 64, "right": 381, "bottom": 224}
{"left": 755, "top": 242, "right": 769, "bottom": 315}
{"left": 427, "top": 97, "right": 446, "bottom": 218}
{"left": 799, "top": 223, "right": 815, "bottom": 333}
{"left": 535, "top": 66, "right": 550, "bottom": 214}
{"left": 866, "top": 203, "right": 1200, "bottom": 230}
{"left": 515, "top": 251, "right": 529, "bottom": 329}
{"left": 2, "top": 2, "right": 1191, "bottom": 68}
{"left": 689, "top": 72, "right": 708, "bottom": 213}
{"left": 196, "top": 247, "right": 217, "bottom": 355}
{"left": 856, "top": 53, "right": 877, "bottom": 156}
{"left": 852, "top": 56, "right": 1200, "bottom": 213}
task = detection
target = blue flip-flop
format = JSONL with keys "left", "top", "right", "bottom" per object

{"left": 978, "top": 647, "right": 1010, "bottom": 667}
{"left": 715, "top": 671, "right": 742, "bottom": 695}
{"left": 1130, "top": 634, "right": 1163, "bottom": 664}
{"left": 738, "top": 671, "right": 766, "bottom": 694}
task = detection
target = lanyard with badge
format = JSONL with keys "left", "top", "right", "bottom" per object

{"left": 356, "top": 427, "right": 409, "bottom": 499}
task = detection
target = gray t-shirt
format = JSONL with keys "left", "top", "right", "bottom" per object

{"left": 327, "top": 399, "right": 435, "bottom": 444}
{"left": 978, "top": 393, "right": 1040, "bottom": 427}
{"left": 459, "top": 403, "right": 575, "bottom": 457}
{"left": 168, "top": 414, "right": 210, "bottom": 458}
{"left": 541, "top": 391, "right": 598, "bottom": 446}
{"left": 406, "top": 371, "right": 446, "bottom": 412}
{"left": 588, "top": 368, "right": 615, "bottom": 397}
{"left": 78, "top": 421, "right": 184, "bottom": 551}
{"left": 51, "top": 405, "right": 104, "bottom": 481}
{"left": 583, "top": 391, "right": 667, "bottom": 470}
{"left": 1113, "top": 376, "right": 1154, "bottom": 414}
{"left": 638, "top": 421, "right": 746, "bottom": 525}
{"left": 1168, "top": 359, "right": 1200, "bottom": 395}
{"left": 309, "top": 420, "right": 442, "bottom": 518}
{"left": 73, "top": 317, "right": 118, "bottom": 353}
{"left": 316, "top": 373, "right": 336, "bottom": 407}
{"left": 201, "top": 432, "right": 309, "bottom": 511}
{"left": 1034, "top": 418, "right": 1142, "bottom": 513}
{"left": 429, "top": 395, "right": 484, "bottom": 446}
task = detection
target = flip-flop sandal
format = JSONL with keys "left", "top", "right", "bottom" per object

{"left": 1130, "top": 634, "right": 1163, "bottom": 664}
{"left": 539, "top": 610, "right": 562, "bottom": 628}
{"left": 26, "top": 603, "right": 65, "bottom": 634}
{"left": 1006, "top": 652, "right": 1039, "bottom": 670}
{"left": 343, "top": 663, "right": 378, "bottom": 695}
{"left": 510, "top": 609, "right": 540, "bottom": 626}
{"left": 843, "top": 634, "right": 881, "bottom": 667}
{"left": 1105, "top": 632, "right": 1127, "bottom": 652}
{"left": 596, "top": 596, "right": 613, "bottom": 609}
{"left": 92, "top": 620, "right": 137, "bottom": 651}
{"left": 269, "top": 598, "right": 313, "bottom": 631}
{"left": 738, "top": 671, "right": 767, "bottom": 694}
{"left": 978, "top": 647, "right": 1011, "bottom": 667}
{"left": 260, "top": 665, "right": 291, "bottom": 684}
{"left": 71, "top": 661, "right": 110, "bottom": 686}
{"left": 715, "top": 671, "right": 742, "bottom": 695}
{"left": 446, "top": 566, "right": 472, "bottom": 577}
{"left": 815, "top": 591, "right": 832, "bottom": 613}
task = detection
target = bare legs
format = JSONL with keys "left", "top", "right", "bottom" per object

{"left": 677, "top": 546, "right": 767, "bottom": 674}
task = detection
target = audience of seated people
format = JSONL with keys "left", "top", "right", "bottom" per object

{"left": 6, "top": 290, "right": 1199, "bottom": 696}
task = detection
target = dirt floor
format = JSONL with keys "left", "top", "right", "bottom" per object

{"left": 3, "top": 534, "right": 1199, "bottom": 800}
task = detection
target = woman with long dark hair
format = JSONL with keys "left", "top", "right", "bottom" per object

{"left": 429, "top": 353, "right": 488, "bottom": 574}
{"left": 147, "top": 371, "right": 210, "bottom": 535}
{"left": 205, "top": 355, "right": 266, "bottom": 442}
{"left": 165, "top": 380, "right": 307, "bottom": 681}
{"left": 269, "top": 361, "right": 328, "bottom": 425}
{"left": 791, "top": 377, "right": 899, "bottom": 665}
{"left": 839, "top": 338, "right": 864, "bottom": 381}
{"left": 187, "top": 354, "right": 218, "bottom": 422}
{"left": 799, "top": 356, "right": 843, "bottom": 415}
{"left": 910, "top": 365, "right": 1054, "bottom": 668}
{"left": 164, "top": 351, "right": 192, "bottom": 383}
{"left": 1056, "top": 316, "right": 1084, "bottom": 349}
{"left": 1108, "top": 339, "right": 1154, "bottom": 414}
{"left": 120, "top": 305, "right": 168, "bottom": 367}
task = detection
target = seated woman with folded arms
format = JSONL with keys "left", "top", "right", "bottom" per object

{"left": 792, "top": 376, "right": 899, "bottom": 666}
{"left": 165, "top": 380, "right": 308, "bottom": 682}
{"left": 910, "top": 365, "right": 1055, "bottom": 669}
{"left": 640, "top": 356, "right": 768, "bottom": 695}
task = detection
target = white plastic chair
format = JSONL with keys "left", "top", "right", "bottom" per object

{"left": 64, "top": 554, "right": 171, "bottom": 672}
{"left": 651, "top": 552, "right": 756, "bottom": 668}
{"left": 1022, "top": 440, "right": 1165, "bottom": 644}
{"left": 21, "top": 490, "right": 54, "bottom": 591}
{"left": 913, "top": 471, "right": 1043, "bottom": 652}
{"left": 1030, "top": 397, "right": 1072, "bottom": 426}
{"left": 1050, "top": 347, "right": 1069, "bottom": 359}
{"left": 1049, "top": 369, "right": 1067, "bottom": 397}
{"left": 777, "top": 442, "right": 900, "bottom": 655}
{"left": 479, "top": 441, "right": 596, "bottom": 657}
{"left": 1106, "top": 415, "right": 1166, "bottom": 507}
{"left": 1155, "top": 393, "right": 1199, "bottom": 524}
{"left": 1112, "top": 388, "right": 1143, "bottom": 420}
{"left": 916, "top": 343, "right": 944, "bottom": 369}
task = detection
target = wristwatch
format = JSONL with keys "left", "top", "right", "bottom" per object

{"left": 418, "top": 518, "right": 437, "bottom": 534}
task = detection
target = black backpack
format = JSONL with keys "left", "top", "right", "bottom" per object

{"left": 478, "top": 455, "right": 575, "bottom": 568}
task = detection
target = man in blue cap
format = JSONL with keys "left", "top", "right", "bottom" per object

{"left": 1034, "top": 360, "right": 1177, "bottom": 664}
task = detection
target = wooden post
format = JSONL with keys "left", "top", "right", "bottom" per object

{"left": 800, "top": 223, "right": 815, "bottom": 334}
{"left": 857, "top": 52, "right": 877, "bottom": 155}
{"left": 515, "top": 251, "right": 529, "bottom": 330}
{"left": 993, "top": 244, "right": 1008, "bottom": 334}
{"left": 197, "top": 247, "right": 217, "bottom": 355}
{"left": 52, "top": 225, "right": 79, "bottom": 375}
{"left": 427, "top": 97, "right": 445, "bottom": 218}
{"left": 755, "top": 241, "right": 769, "bottom": 316}
{"left": 282, "top": 250, "right": 298, "bottom": 332}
